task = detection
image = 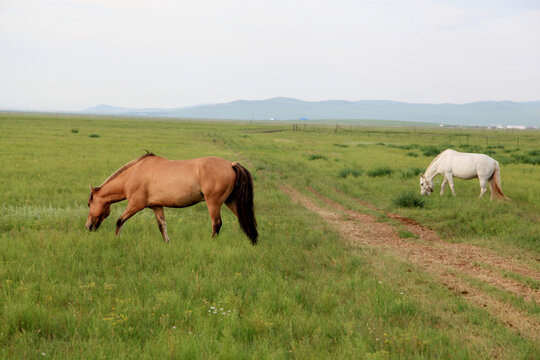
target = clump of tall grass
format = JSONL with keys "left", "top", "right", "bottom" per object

{"left": 367, "top": 166, "right": 393, "bottom": 177}
{"left": 421, "top": 146, "right": 440, "bottom": 157}
{"left": 308, "top": 154, "right": 327, "bottom": 160}
{"left": 89, "top": 134, "right": 100, "bottom": 138}
{"left": 338, "top": 168, "right": 362, "bottom": 178}
{"left": 458, "top": 144, "right": 483, "bottom": 153}
{"left": 400, "top": 167, "right": 423, "bottom": 179}
{"left": 406, "top": 152, "right": 418, "bottom": 157}
{"left": 393, "top": 191, "right": 425, "bottom": 208}
{"left": 495, "top": 155, "right": 514, "bottom": 165}
{"left": 421, "top": 144, "right": 454, "bottom": 157}
{"left": 396, "top": 144, "right": 420, "bottom": 150}
{"left": 486, "top": 144, "right": 505, "bottom": 150}
{"left": 333, "top": 144, "right": 349, "bottom": 148}
{"left": 511, "top": 152, "right": 540, "bottom": 165}
{"left": 71, "top": 128, "right": 79, "bottom": 134}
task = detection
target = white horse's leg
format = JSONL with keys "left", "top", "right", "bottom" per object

{"left": 478, "top": 177, "right": 488, "bottom": 198}
{"left": 440, "top": 177, "right": 447, "bottom": 195}
{"left": 447, "top": 174, "right": 456, "bottom": 196}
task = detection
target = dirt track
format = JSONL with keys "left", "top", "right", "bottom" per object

{"left": 280, "top": 184, "right": 540, "bottom": 341}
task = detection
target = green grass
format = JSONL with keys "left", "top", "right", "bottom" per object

{"left": 1, "top": 113, "right": 539, "bottom": 359}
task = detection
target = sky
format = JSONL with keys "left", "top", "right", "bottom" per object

{"left": 1, "top": 0, "right": 539, "bottom": 111}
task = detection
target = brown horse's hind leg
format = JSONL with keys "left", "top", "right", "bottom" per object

{"left": 115, "top": 202, "right": 145, "bottom": 236}
{"left": 206, "top": 201, "right": 223, "bottom": 238}
{"left": 152, "top": 206, "right": 170, "bottom": 243}
{"left": 225, "top": 200, "right": 238, "bottom": 217}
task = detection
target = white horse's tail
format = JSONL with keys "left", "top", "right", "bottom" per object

{"left": 490, "top": 162, "right": 510, "bottom": 201}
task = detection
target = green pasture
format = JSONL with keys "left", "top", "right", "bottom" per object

{"left": 0, "top": 114, "right": 539, "bottom": 359}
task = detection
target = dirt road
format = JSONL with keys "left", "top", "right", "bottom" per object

{"left": 280, "top": 185, "right": 540, "bottom": 341}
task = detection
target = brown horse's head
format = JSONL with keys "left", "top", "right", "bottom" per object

{"left": 86, "top": 186, "right": 111, "bottom": 231}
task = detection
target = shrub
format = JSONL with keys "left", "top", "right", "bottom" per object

{"left": 339, "top": 168, "right": 362, "bottom": 178}
{"left": 308, "top": 154, "right": 326, "bottom": 160}
{"left": 406, "top": 152, "right": 418, "bottom": 157}
{"left": 333, "top": 144, "right": 349, "bottom": 148}
{"left": 71, "top": 128, "right": 79, "bottom": 134}
{"left": 393, "top": 191, "right": 425, "bottom": 208}
{"left": 400, "top": 167, "right": 423, "bottom": 179}
{"left": 367, "top": 166, "right": 394, "bottom": 177}
{"left": 89, "top": 134, "right": 100, "bottom": 138}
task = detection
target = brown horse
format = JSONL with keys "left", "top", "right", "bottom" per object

{"left": 85, "top": 153, "right": 258, "bottom": 244}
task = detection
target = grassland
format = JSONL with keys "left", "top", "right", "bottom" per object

{"left": 0, "top": 113, "right": 539, "bottom": 359}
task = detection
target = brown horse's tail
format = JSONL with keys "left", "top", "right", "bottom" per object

{"left": 490, "top": 162, "right": 511, "bottom": 201}
{"left": 230, "top": 163, "right": 258, "bottom": 244}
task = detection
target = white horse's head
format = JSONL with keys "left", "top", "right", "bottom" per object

{"left": 419, "top": 174, "right": 433, "bottom": 196}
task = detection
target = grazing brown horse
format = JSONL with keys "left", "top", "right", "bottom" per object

{"left": 85, "top": 153, "right": 258, "bottom": 244}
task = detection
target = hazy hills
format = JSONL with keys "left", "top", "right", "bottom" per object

{"left": 82, "top": 97, "right": 540, "bottom": 126}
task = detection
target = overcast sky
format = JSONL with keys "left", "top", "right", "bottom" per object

{"left": 1, "top": 0, "right": 539, "bottom": 111}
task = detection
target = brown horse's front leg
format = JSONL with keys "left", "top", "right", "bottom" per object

{"left": 152, "top": 206, "right": 170, "bottom": 243}
{"left": 115, "top": 202, "right": 144, "bottom": 236}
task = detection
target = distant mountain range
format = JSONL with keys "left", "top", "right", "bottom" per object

{"left": 82, "top": 97, "right": 540, "bottom": 126}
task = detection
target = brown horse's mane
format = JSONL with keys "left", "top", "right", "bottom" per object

{"left": 97, "top": 152, "right": 155, "bottom": 189}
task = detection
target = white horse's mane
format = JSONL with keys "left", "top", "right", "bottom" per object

{"left": 425, "top": 149, "right": 450, "bottom": 172}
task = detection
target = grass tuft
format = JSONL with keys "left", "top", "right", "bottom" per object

{"left": 338, "top": 168, "right": 362, "bottom": 178}
{"left": 393, "top": 191, "right": 426, "bottom": 208}
{"left": 367, "top": 166, "right": 394, "bottom": 177}
{"left": 308, "top": 154, "right": 327, "bottom": 161}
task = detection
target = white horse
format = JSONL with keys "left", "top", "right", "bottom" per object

{"left": 419, "top": 149, "right": 510, "bottom": 200}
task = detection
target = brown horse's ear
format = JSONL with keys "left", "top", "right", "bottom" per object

{"left": 90, "top": 185, "right": 96, "bottom": 193}
{"left": 420, "top": 174, "right": 425, "bottom": 179}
